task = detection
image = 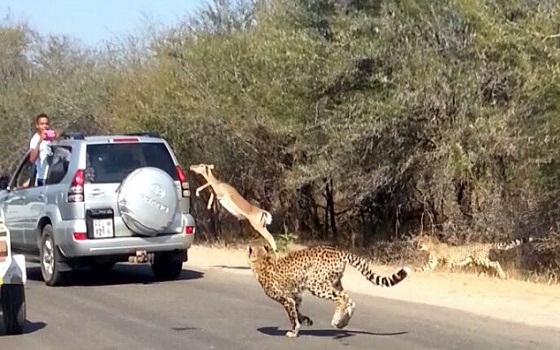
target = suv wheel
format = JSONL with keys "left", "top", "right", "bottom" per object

{"left": 40, "top": 225, "right": 66, "bottom": 287}
{"left": 151, "top": 252, "right": 183, "bottom": 281}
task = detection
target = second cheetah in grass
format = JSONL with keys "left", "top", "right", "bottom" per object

{"left": 415, "top": 235, "right": 533, "bottom": 279}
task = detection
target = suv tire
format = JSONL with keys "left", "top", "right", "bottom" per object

{"left": 1, "top": 284, "right": 26, "bottom": 335}
{"left": 40, "top": 225, "right": 66, "bottom": 287}
{"left": 151, "top": 252, "right": 183, "bottom": 281}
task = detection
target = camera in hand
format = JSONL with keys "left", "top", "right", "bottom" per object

{"left": 45, "top": 129, "right": 55, "bottom": 141}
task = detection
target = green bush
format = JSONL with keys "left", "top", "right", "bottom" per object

{"left": 1, "top": 0, "right": 559, "bottom": 277}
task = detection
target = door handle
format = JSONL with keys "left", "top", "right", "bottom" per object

{"left": 37, "top": 194, "right": 46, "bottom": 201}
{"left": 90, "top": 188, "right": 105, "bottom": 196}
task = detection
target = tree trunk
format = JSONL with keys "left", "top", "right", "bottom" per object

{"left": 325, "top": 177, "right": 338, "bottom": 244}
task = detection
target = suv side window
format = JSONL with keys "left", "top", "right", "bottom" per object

{"left": 11, "top": 154, "right": 35, "bottom": 190}
{"left": 46, "top": 145, "right": 72, "bottom": 185}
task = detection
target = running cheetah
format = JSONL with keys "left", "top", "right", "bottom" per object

{"left": 248, "top": 245, "right": 410, "bottom": 338}
{"left": 414, "top": 235, "right": 533, "bottom": 279}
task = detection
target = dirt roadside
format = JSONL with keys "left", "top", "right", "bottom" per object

{"left": 186, "top": 244, "right": 560, "bottom": 330}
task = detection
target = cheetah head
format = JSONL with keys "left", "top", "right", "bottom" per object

{"left": 248, "top": 245, "right": 272, "bottom": 261}
{"left": 415, "top": 235, "right": 438, "bottom": 251}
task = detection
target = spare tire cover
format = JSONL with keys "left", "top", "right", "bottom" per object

{"left": 117, "top": 167, "right": 178, "bottom": 236}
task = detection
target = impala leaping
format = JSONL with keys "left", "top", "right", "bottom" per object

{"left": 189, "top": 163, "right": 278, "bottom": 254}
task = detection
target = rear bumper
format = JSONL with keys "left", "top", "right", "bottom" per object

{"left": 55, "top": 214, "right": 196, "bottom": 258}
{"left": 59, "top": 234, "right": 194, "bottom": 258}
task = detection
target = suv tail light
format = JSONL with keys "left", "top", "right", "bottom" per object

{"left": 176, "top": 166, "right": 190, "bottom": 198}
{"left": 73, "top": 232, "right": 87, "bottom": 240}
{"left": 68, "top": 169, "right": 85, "bottom": 202}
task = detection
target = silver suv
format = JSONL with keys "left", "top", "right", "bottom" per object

{"left": 0, "top": 132, "right": 196, "bottom": 286}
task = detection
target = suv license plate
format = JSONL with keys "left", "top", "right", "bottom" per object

{"left": 93, "top": 219, "right": 114, "bottom": 239}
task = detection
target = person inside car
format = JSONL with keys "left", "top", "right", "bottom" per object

{"left": 29, "top": 113, "right": 60, "bottom": 187}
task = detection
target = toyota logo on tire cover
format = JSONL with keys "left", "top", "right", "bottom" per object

{"left": 150, "top": 183, "right": 166, "bottom": 198}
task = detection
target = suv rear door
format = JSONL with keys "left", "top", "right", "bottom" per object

{"left": 84, "top": 139, "right": 182, "bottom": 237}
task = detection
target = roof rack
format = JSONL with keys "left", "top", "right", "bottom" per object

{"left": 60, "top": 132, "right": 86, "bottom": 140}
{"left": 123, "top": 131, "right": 161, "bottom": 138}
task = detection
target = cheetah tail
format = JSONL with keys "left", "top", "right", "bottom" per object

{"left": 345, "top": 252, "right": 410, "bottom": 287}
{"left": 492, "top": 237, "right": 534, "bottom": 251}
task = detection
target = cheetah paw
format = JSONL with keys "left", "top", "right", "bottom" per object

{"left": 333, "top": 312, "right": 352, "bottom": 329}
{"left": 346, "top": 301, "right": 356, "bottom": 316}
{"left": 285, "top": 330, "right": 299, "bottom": 338}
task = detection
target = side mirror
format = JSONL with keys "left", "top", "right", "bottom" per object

{"left": 0, "top": 177, "right": 9, "bottom": 191}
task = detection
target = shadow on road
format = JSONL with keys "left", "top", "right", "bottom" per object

{"left": 171, "top": 326, "right": 200, "bottom": 331}
{"left": 257, "top": 326, "right": 408, "bottom": 339}
{"left": 0, "top": 320, "right": 47, "bottom": 336}
{"left": 26, "top": 264, "right": 205, "bottom": 287}
{"left": 212, "top": 265, "right": 250, "bottom": 270}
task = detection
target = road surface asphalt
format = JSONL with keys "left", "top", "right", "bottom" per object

{"left": 1, "top": 262, "right": 559, "bottom": 349}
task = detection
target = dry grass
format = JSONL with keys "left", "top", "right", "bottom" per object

{"left": 361, "top": 236, "right": 560, "bottom": 285}
{"left": 194, "top": 235, "right": 272, "bottom": 250}
{"left": 193, "top": 233, "right": 560, "bottom": 285}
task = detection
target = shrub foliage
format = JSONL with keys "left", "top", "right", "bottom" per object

{"left": 1, "top": 0, "right": 559, "bottom": 275}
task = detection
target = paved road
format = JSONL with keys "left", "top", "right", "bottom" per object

{"left": 0, "top": 262, "right": 559, "bottom": 350}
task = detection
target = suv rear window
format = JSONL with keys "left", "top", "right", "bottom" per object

{"left": 86, "top": 142, "right": 178, "bottom": 184}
